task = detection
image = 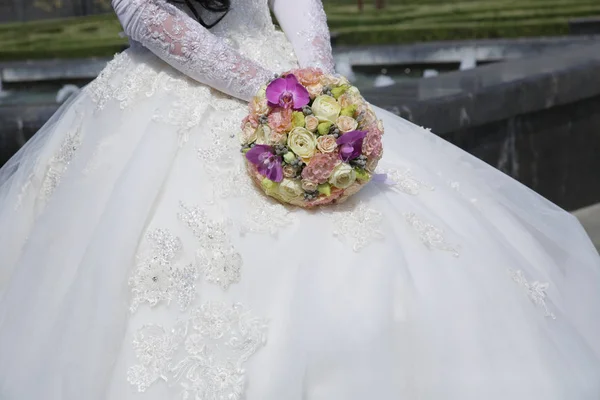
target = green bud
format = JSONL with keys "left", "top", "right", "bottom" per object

{"left": 317, "top": 183, "right": 332, "bottom": 197}
{"left": 331, "top": 84, "right": 350, "bottom": 99}
{"left": 283, "top": 152, "right": 296, "bottom": 164}
{"left": 292, "top": 111, "right": 305, "bottom": 128}
{"left": 261, "top": 178, "right": 279, "bottom": 195}
{"left": 242, "top": 147, "right": 251, "bottom": 154}
{"left": 354, "top": 168, "right": 371, "bottom": 183}
{"left": 317, "top": 121, "right": 333, "bottom": 136}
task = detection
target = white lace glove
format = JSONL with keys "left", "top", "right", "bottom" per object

{"left": 112, "top": 0, "right": 275, "bottom": 101}
{"left": 270, "top": 0, "right": 335, "bottom": 74}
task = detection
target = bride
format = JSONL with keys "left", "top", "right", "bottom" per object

{"left": 1, "top": 0, "right": 599, "bottom": 398}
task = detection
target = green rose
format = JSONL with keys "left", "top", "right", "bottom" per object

{"left": 354, "top": 168, "right": 371, "bottom": 182}
{"left": 278, "top": 178, "right": 304, "bottom": 202}
{"left": 261, "top": 178, "right": 279, "bottom": 195}
{"left": 292, "top": 111, "right": 305, "bottom": 128}
{"left": 312, "top": 95, "right": 342, "bottom": 123}
{"left": 318, "top": 183, "right": 332, "bottom": 197}
{"left": 329, "top": 163, "right": 357, "bottom": 189}
{"left": 287, "top": 127, "right": 317, "bottom": 159}
{"left": 317, "top": 121, "right": 333, "bottom": 136}
{"left": 340, "top": 105, "right": 357, "bottom": 118}
{"left": 331, "top": 84, "right": 350, "bottom": 99}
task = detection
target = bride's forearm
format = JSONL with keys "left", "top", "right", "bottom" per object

{"left": 112, "top": 0, "right": 274, "bottom": 101}
{"left": 270, "top": 0, "right": 335, "bottom": 73}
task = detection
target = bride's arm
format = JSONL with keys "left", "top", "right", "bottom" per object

{"left": 112, "top": 0, "right": 274, "bottom": 101}
{"left": 270, "top": 0, "right": 335, "bottom": 74}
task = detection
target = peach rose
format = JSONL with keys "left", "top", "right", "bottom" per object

{"left": 307, "top": 84, "right": 324, "bottom": 99}
{"left": 301, "top": 180, "right": 318, "bottom": 192}
{"left": 290, "top": 67, "right": 324, "bottom": 86}
{"left": 301, "top": 153, "right": 338, "bottom": 184}
{"left": 336, "top": 115, "right": 358, "bottom": 133}
{"left": 250, "top": 96, "right": 269, "bottom": 116}
{"left": 305, "top": 115, "right": 319, "bottom": 132}
{"left": 316, "top": 135, "right": 338, "bottom": 153}
{"left": 283, "top": 164, "right": 299, "bottom": 178}
{"left": 268, "top": 107, "right": 293, "bottom": 133}
{"left": 338, "top": 92, "right": 361, "bottom": 109}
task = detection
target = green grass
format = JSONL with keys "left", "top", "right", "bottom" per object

{"left": 0, "top": 0, "right": 599, "bottom": 60}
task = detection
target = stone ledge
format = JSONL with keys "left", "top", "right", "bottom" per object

{"left": 361, "top": 42, "right": 600, "bottom": 135}
{"left": 574, "top": 203, "right": 600, "bottom": 253}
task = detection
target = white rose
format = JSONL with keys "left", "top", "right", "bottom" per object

{"left": 287, "top": 127, "right": 317, "bottom": 159}
{"left": 254, "top": 125, "right": 269, "bottom": 145}
{"left": 366, "top": 157, "right": 379, "bottom": 173}
{"left": 329, "top": 163, "right": 357, "bottom": 189}
{"left": 279, "top": 178, "right": 304, "bottom": 202}
{"left": 312, "top": 95, "right": 342, "bottom": 123}
{"left": 240, "top": 124, "right": 257, "bottom": 145}
{"left": 305, "top": 115, "right": 319, "bottom": 132}
{"left": 336, "top": 115, "right": 358, "bottom": 133}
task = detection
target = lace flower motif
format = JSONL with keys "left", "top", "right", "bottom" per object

{"left": 404, "top": 213, "right": 460, "bottom": 257}
{"left": 178, "top": 202, "right": 242, "bottom": 290}
{"left": 128, "top": 302, "right": 268, "bottom": 399}
{"left": 509, "top": 269, "right": 556, "bottom": 319}
{"left": 129, "top": 228, "right": 201, "bottom": 312}
{"left": 327, "top": 201, "right": 385, "bottom": 252}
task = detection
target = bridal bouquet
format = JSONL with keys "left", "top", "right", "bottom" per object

{"left": 240, "top": 68, "right": 384, "bottom": 208}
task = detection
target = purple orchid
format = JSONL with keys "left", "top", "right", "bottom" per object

{"left": 245, "top": 145, "right": 284, "bottom": 182}
{"left": 336, "top": 130, "right": 368, "bottom": 161}
{"left": 266, "top": 74, "right": 310, "bottom": 110}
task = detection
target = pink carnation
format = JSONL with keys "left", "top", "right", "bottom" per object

{"left": 241, "top": 114, "right": 259, "bottom": 130}
{"left": 301, "top": 153, "right": 338, "bottom": 184}
{"left": 288, "top": 67, "right": 324, "bottom": 87}
{"left": 363, "top": 128, "right": 383, "bottom": 158}
{"left": 268, "top": 107, "right": 293, "bottom": 133}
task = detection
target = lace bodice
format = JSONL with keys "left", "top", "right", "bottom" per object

{"left": 112, "top": 0, "right": 335, "bottom": 101}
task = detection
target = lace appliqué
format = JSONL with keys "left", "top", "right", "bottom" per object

{"left": 124, "top": 0, "right": 273, "bottom": 101}
{"left": 40, "top": 112, "right": 84, "bottom": 202}
{"left": 129, "top": 228, "right": 200, "bottom": 312}
{"left": 178, "top": 202, "right": 242, "bottom": 290}
{"left": 327, "top": 201, "right": 385, "bottom": 252}
{"left": 196, "top": 115, "right": 296, "bottom": 237}
{"left": 128, "top": 302, "right": 268, "bottom": 398}
{"left": 381, "top": 167, "right": 435, "bottom": 195}
{"left": 509, "top": 269, "right": 556, "bottom": 319}
{"left": 404, "top": 213, "right": 460, "bottom": 257}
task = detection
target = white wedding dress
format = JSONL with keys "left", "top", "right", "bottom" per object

{"left": 1, "top": 0, "right": 600, "bottom": 399}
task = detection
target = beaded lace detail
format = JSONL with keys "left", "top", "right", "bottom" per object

{"left": 127, "top": 302, "right": 268, "bottom": 398}
{"left": 509, "top": 269, "right": 556, "bottom": 319}
{"left": 40, "top": 111, "right": 84, "bottom": 203}
{"left": 327, "top": 201, "right": 385, "bottom": 252}
{"left": 382, "top": 167, "right": 435, "bottom": 196}
{"left": 404, "top": 213, "right": 460, "bottom": 257}
{"left": 178, "top": 202, "right": 242, "bottom": 290}
{"left": 129, "top": 228, "right": 201, "bottom": 312}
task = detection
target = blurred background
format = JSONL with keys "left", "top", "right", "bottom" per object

{"left": 0, "top": 0, "right": 599, "bottom": 248}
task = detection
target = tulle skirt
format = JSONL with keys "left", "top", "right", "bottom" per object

{"left": 1, "top": 48, "right": 599, "bottom": 400}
